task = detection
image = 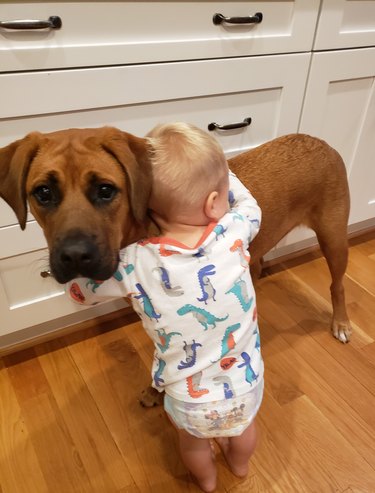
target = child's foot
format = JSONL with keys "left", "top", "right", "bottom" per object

{"left": 215, "top": 437, "right": 249, "bottom": 478}
{"left": 190, "top": 471, "right": 217, "bottom": 493}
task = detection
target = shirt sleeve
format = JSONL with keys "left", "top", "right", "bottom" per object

{"left": 65, "top": 262, "right": 130, "bottom": 306}
{"left": 228, "top": 171, "right": 262, "bottom": 242}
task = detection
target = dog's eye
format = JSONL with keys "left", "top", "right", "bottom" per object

{"left": 33, "top": 185, "right": 53, "bottom": 205}
{"left": 97, "top": 184, "right": 117, "bottom": 202}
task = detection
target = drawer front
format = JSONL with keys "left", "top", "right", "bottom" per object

{"left": 315, "top": 0, "right": 375, "bottom": 50}
{"left": 0, "top": 248, "right": 127, "bottom": 337}
{"left": 0, "top": 54, "right": 311, "bottom": 254}
{"left": 0, "top": 1, "right": 320, "bottom": 71}
{"left": 299, "top": 48, "right": 375, "bottom": 225}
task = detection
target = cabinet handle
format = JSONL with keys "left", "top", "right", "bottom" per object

{"left": 213, "top": 12, "right": 263, "bottom": 26}
{"left": 40, "top": 270, "right": 52, "bottom": 278}
{"left": 208, "top": 118, "right": 252, "bottom": 132}
{"left": 0, "top": 16, "right": 62, "bottom": 30}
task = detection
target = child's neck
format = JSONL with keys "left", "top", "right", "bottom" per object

{"left": 159, "top": 221, "right": 210, "bottom": 248}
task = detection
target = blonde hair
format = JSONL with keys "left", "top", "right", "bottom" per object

{"left": 146, "top": 122, "right": 228, "bottom": 219}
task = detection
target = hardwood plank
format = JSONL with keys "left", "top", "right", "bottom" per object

{"left": 4, "top": 352, "right": 93, "bottom": 492}
{"left": 35, "top": 338, "right": 135, "bottom": 492}
{"left": 0, "top": 361, "right": 49, "bottom": 493}
{"left": 1, "top": 232, "right": 374, "bottom": 492}
{"left": 347, "top": 247, "right": 375, "bottom": 296}
{"left": 259, "top": 318, "right": 375, "bottom": 463}
{"left": 67, "top": 324, "right": 201, "bottom": 493}
{"left": 256, "top": 279, "right": 375, "bottom": 429}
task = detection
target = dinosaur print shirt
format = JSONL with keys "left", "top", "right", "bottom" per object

{"left": 67, "top": 172, "right": 263, "bottom": 403}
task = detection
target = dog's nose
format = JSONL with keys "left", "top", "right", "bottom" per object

{"left": 50, "top": 232, "right": 113, "bottom": 283}
{"left": 60, "top": 240, "right": 96, "bottom": 268}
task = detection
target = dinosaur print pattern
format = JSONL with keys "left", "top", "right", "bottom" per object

{"left": 67, "top": 172, "right": 263, "bottom": 404}
{"left": 197, "top": 264, "right": 216, "bottom": 304}
{"left": 178, "top": 340, "right": 202, "bottom": 370}
{"left": 133, "top": 283, "right": 161, "bottom": 321}
{"left": 86, "top": 279, "right": 104, "bottom": 293}
{"left": 213, "top": 376, "right": 236, "bottom": 399}
{"left": 69, "top": 282, "right": 86, "bottom": 303}
{"left": 153, "top": 358, "right": 166, "bottom": 388}
{"left": 177, "top": 304, "right": 229, "bottom": 330}
{"left": 213, "top": 224, "right": 227, "bottom": 240}
{"left": 186, "top": 372, "right": 209, "bottom": 399}
{"left": 226, "top": 279, "right": 253, "bottom": 312}
{"left": 230, "top": 239, "right": 250, "bottom": 267}
{"left": 220, "top": 323, "right": 241, "bottom": 358}
{"left": 123, "top": 263, "right": 134, "bottom": 275}
{"left": 237, "top": 352, "right": 258, "bottom": 385}
{"left": 152, "top": 266, "right": 184, "bottom": 297}
{"left": 155, "top": 328, "right": 182, "bottom": 353}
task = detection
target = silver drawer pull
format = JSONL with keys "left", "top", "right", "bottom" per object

{"left": 40, "top": 270, "right": 52, "bottom": 278}
{"left": 0, "top": 16, "right": 62, "bottom": 30}
{"left": 208, "top": 118, "right": 252, "bottom": 132}
{"left": 213, "top": 12, "right": 263, "bottom": 25}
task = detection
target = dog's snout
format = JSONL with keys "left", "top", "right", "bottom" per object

{"left": 50, "top": 231, "right": 117, "bottom": 283}
{"left": 60, "top": 239, "right": 97, "bottom": 268}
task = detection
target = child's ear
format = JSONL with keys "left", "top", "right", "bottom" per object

{"left": 204, "top": 191, "right": 220, "bottom": 220}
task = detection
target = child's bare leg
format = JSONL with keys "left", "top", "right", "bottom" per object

{"left": 177, "top": 428, "right": 217, "bottom": 492}
{"left": 216, "top": 420, "right": 257, "bottom": 477}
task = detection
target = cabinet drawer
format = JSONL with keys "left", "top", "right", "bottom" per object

{"left": 0, "top": 222, "right": 47, "bottom": 259}
{"left": 315, "top": 0, "right": 375, "bottom": 50}
{"left": 299, "top": 48, "right": 375, "bottom": 225}
{"left": 0, "top": 248, "right": 127, "bottom": 337}
{"left": 0, "top": 1, "right": 319, "bottom": 71}
{"left": 0, "top": 54, "right": 311, "bottom": 147}
{"left": 0, "top": 54, "right": 310, "bottom": 246}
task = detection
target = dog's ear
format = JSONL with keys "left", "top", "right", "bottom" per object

{"left": 0, "top": 133, "right": 41, "bottom": 230}
{"left": 101, "top": 128, "right": 152, "bottom": 224}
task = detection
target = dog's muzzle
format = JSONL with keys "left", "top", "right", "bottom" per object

{"left": 50, "top": 231, "right": 116, "bottom": 283}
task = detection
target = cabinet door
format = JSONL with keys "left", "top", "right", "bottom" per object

{"left": 315, "top": 0, "right": 375, "bottom": 50}
{"left": 0, "top": 1, "right": 319, "bottom": 71}
{"left": 0, "top": 248, "right": 127, "bottom": 346}
{"left": 299, "top": 48, "right": 375, "bottom": 225}
{"left": 1, "top": 54, "right": 311, "bottom": 243}
{"left": 0, "top": 54, "right": 310, "bottom": 339}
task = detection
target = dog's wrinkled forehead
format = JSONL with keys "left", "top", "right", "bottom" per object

{"left": 27, "top": 130, "right": 126, "bottom": 192}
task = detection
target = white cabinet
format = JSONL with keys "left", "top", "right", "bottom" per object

{"left": 315, "top": 0, "right": 375, "bottom": 50}
{"left": 300, "top": 48, "right": 375, "bottom": 225}
{"left": 1, "top": 1, "right": 320, "bottom": 71}
{"left": 0, "top": 0, "right": 374, "bottom": 347}
{"left": 0, "top": 1, "right": 315, "bottom": 347}
{"left": 276, "top": 1, "right": 375, "bottom": 256}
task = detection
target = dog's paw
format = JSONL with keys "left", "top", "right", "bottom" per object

{"left": 331, "top": 320, "right": 352, "bottom": 343}
{"left": 139, "top": 386, "right": 164, "bottom": 407}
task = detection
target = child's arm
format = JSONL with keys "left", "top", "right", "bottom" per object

{"left": 66, "top": 264, "right": 129, "bottom": 306}
{"left": 228, "top": 171, "right": 262, "bottom": 241}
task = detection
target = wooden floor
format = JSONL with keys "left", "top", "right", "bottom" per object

{"left": 1, "top": 230, "right": 375, "bottom": 493}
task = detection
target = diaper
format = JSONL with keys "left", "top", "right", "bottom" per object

{"left": 164, "top": 379, "right": 264, "bottom": 438}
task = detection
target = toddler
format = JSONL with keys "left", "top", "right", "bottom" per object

{"left": 67, "top": 122, "right": 263, "bottom": 492}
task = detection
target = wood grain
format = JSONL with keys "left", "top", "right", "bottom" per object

{"left": 1, "top": 230, "right": 374, "bottom": 492}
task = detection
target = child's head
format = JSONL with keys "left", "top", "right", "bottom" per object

{"left": 147, "top": 122, "right": 229, "bottom": 224}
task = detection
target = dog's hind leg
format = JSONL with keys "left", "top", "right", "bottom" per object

{"left": 311, "top": 216, "right": 352, "bottom": 343}
{"left": 250, "top": 257, "right": 264, "bottom": 281}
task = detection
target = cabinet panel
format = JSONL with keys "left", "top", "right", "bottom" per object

{"left": 0, "top": 54, "right": 311, "bottom": 247}
{"left": 0, "top": 53, "right": 311, "bottom": 336}
{"left": 315, "top": 0, "right": 375, "bottom": 50}
{"left": 299, "top": 48, "right": 375, "bottom": 224}
{"left": 0, "top": 248, "right": 127, "bottom": 337}
{"left": 0, "top": 1, "right": 319, "bottom": 71}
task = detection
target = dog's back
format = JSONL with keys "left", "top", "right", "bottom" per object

{"left": 229, "top": 133, "right": 350, "bottom": 262}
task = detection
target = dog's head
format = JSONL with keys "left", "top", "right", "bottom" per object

{"left": 0, "top": 127, "right": 152, "bottom": 283}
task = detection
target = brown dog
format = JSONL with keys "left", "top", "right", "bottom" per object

{"left": 0, "top": 128, "right": 351, "bottom": 347}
